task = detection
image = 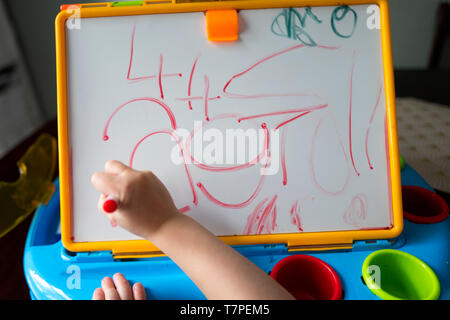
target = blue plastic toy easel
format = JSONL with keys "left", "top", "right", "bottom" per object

{"left": 23, "top": 165, "right": 449, "bottom": 300}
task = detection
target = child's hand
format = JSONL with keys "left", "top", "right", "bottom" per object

{"left": 92, "top": 273, "right": 147, "bottom": 300}
{"left": 91, "top": 160, "right": 180, "bottom": 240}
{"left": 92, "top": 160, "right": 294, "bottom": 300}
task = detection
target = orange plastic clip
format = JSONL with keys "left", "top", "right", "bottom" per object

{"left": 205, "top": 9, "right": 239, "bottom": 42}
{"left": 60, "top": 4, "right": 80, "bottom": 11}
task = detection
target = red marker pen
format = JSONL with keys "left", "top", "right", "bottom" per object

{"left": 103, "top": 195, "right": 119, "bottom": 213}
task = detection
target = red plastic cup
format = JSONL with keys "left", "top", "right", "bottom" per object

{"left": 402, "top": 186, "right": 449, "bottom": 224}
{"left": 270, "top": 255, "right": 343, "bottom": 300}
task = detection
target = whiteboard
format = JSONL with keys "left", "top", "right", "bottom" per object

{"left": 64, "top": 4, "right": 393, "bottom": 243}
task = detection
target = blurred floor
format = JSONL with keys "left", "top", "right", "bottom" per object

{"left": 396, "top": 98, "right": 450, "bottom": 194}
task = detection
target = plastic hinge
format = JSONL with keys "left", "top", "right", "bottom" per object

{"left": 352, "top": 235, "right": 406, "bottom": 251}
{"left": 232, "top": 244, "right": 288, "bottom": 257}
{"left": 73, "top": 251, "right": 114, "bottom": 263}
{"left": 113, "top": 244, "right": 289, "bottom": 260}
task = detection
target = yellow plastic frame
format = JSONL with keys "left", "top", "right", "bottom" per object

{"left": 56, "top": 0, "right": 402, "bottom": 257}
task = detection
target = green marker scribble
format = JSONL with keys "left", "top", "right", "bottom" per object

{"left": 331, "top": 5, "right": 357, "bottom": 39}
{"left": 271, "top": 7, "right": 322, "bottom": 47}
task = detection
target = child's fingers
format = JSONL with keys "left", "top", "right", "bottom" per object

{"left": 91, "top": 172, "right": 121, "bottom": 196}
{"left": 97, "top": 194, "right": 107, "bottom": 213}
{"left": 112, "top": 273, "right": 133, "bottom": 300}
{"left": 105, "top": 160, "right": 130, "bottom": 175}
{"left": 92, "top": 288, "right": 105, "bottom": 300}
{"left": 101, "top": 276, "right": 121, "bottom": 300}
{"left": 91, "top": 172, "right": 120, "bottom": 195}
{"left": 132, "top": 283, "right": 147, "bottom": 300}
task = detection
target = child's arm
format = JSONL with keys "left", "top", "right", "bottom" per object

{"left": 91, "top": 160, "right": 294, "bottom": 300}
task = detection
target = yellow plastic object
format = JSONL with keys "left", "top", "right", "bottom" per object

{"left": 56, "top": 0, "right": 403, "bottom": 258}
{"left": 206, "top": 9, "right": 239, "bottom": 41}
{"left": 0, "top": 134, "right": 57, "bottom": 238}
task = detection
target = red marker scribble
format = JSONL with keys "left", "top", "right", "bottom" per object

{"left": 127, "top": 24, "right": 181, "bottom": 82}
{"left": 275, "top": 111, "right": 315, "bottom": 186}
{"left": 237, "top": 104, "right": 327, "bottom": 123}
{"left": 184, "top": 114, "right": 270, "bottom": 172}
{"left": 343, "top": 193, "right": 368, "bottom": 228}
{"left": 290, "top": 200, "right": 303, "bottom": 231}
{"left": 243, "top": 195, "right": 278, "bottom": 235}
{"left": 129, "top": 129, "right": 198, "bottom": 206}
{"left": 364, "top": 85, "right": 383, "bottom": 170}
{"left": 204, "top": 75, "right": 210, "bottom": 121}
{"left": 158, "top": 54, "right": 164, "bottom": 99}
{"left": 196, "top": 146, "right": 272, "bottom": 209}
{"left": 280, "top": 126, "right": 288, "bottom": 186}
{"left": 244, "top": 197, "right": 269, "bottom": 234}
{"left": 187, "top": 56, "right": 199, "bottom": 110}
{"left": 348, "top": 51, "right": 360, "bottom": 176}
{"left": 197, "top": 179, "right": 262, "bottom": 209}
{"left": 275, "top": 111, "right": 311, "bottom": 130}
{"left": 102, "top": 97, "right": 177, "bottom": 141}
{"left": 369, "top": 85, "right": 383, "bottom": 124}
{"left": 310, "top": 117, "right": 351, "bottom": 196}
{"left": 223, "top": 44, "right": 340, "bottom": 99}
{"left": 364, "top": 128, "right": 372, "bottom": 169}
{"left": 178, "top": 206, "right": 191, "bottom": 214}
{"left": 176, "top": 96, "right": 220, "bottom": 102}
{"left": 196, "top": 153, "right": 270, "bottom": 209}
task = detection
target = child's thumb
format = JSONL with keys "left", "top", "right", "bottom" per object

{"left": 91, "top": 172, "right": 120, "bottom": 196}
